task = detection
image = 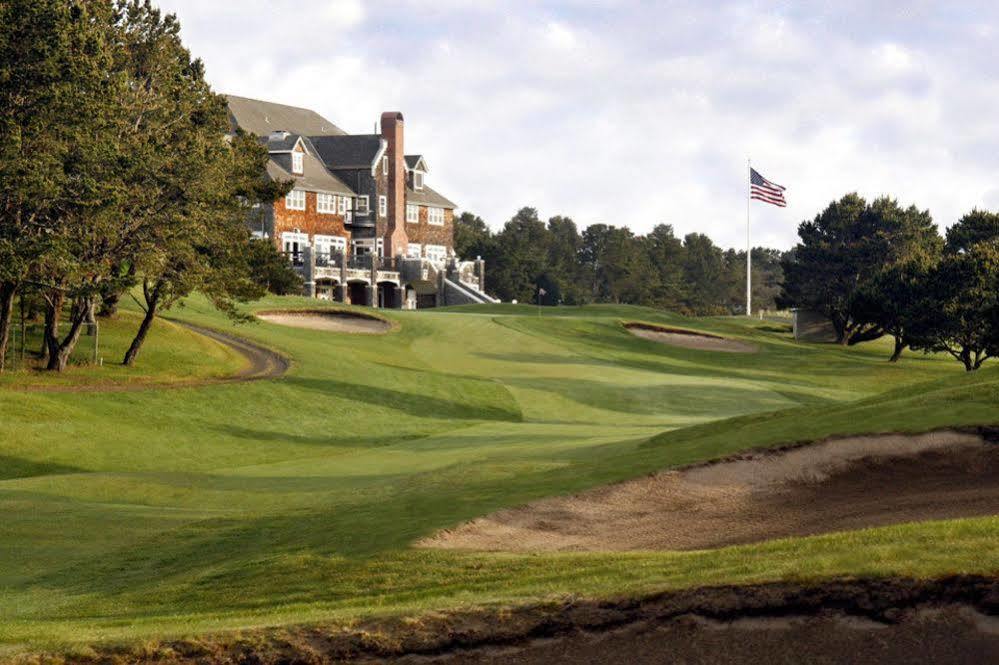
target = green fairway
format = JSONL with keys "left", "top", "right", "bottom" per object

{"left": 0, "top": 297, "right": 996, "bottom": 655}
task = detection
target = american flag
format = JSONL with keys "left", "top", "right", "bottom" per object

{"left": 750, "top": 168, "right": 786, "bottom": 207}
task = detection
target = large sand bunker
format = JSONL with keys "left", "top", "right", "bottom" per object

{"left": 257, "top": 310, "right": 391, "bottom": 334}
{"left": 419, "top": 430, "right": 999, "bottom": 552}
{"left": 625, "top": 322, "right": 757, "bottom": 353}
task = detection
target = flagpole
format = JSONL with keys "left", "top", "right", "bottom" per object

{"left": 746, "top": 158, "right": 752, "bottom": 318}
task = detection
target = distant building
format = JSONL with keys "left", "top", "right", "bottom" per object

{"left": 226, "top": 95, "right": 496, "bottom": 309}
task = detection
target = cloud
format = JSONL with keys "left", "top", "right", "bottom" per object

{"left": 322, "top": 0, "right": 365, "bottom": 27}
{"left": 544, "top": 21, "right": 578, "bottom": 50}
{"left": 154, "top": 0, "right": 999, "bottom": 250}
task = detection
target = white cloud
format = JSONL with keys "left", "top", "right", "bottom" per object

{"left": 544, "top": 21, "right": 578, "bottom": 50}
{"left": 322, "top": 0, "right": 365, "bottom": 27}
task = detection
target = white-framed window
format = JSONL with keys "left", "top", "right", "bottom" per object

{"left": 337, "top": 195, "right": 352, "bottom": 221}
{"left": 425, "top": 244, "right": 447, "bottom": 262}
{"left": 314, "top": 234, "right": 347, "bottom": 255}
{"left": 292, "top": 151, "right": 304, "bottom": 175}
{"left": 406, "top": 204, "right": 419, "bottom": 223}
{"left": 382, "top": 155, "right": 389, "bottom": 175}
{"left": 317, "top": 193, "right": 335, "bottom": 214}
{"left": 285, "top": 189, "right": 306, "bottom": 211}
{"left": 428, "top": 207, "right": 445, "bottom": 225}
{"left": 352, "top": 238, "right": 385, "bottom": 257}
{"left": 281, "top": 232, "right": 309, "bottom": 264}
{"left": 356, "top": 195, "right": 369, "bottom": 214}
{"left": 413, "top": 172, "right": 424, "bottom": 190}
{"left": 378, "top": 195, "right": 387, "bottom": 217}
{"left": 406, "top": 243, "right": 422, "bottom": 259}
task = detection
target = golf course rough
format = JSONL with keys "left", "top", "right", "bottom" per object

{"left": 0, "top": 295, "right": 997, "bottom": 661}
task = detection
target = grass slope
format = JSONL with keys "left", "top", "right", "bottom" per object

{"left": 0, "top": 297, "right": 996, "bottom": 655}
{"left": 0, "top": 310, "right": 246, "bottom": 391}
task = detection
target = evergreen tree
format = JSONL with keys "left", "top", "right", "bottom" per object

{"left": 489, "top": 208, "right": 550, "bottom": 303}
{"left": 545, "top": 216, "right": 584, "bottom": 304}
{"left": 909, "top": 240, "right": 999, "bottom": 371}
{"left": 644, "top": 225, "right": 686, "bottom": 311}
{"left": 681, "top": 233, "right": 727, "bottom": 315}
{"left": 779, "top": 194, "right": 939, "bottom": 346}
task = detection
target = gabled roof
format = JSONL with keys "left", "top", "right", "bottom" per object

{"left": 309, "top": 134, "right": 385, "bottom": 170}
{"left": 266, "top": 138, "right": 356, "bottom": 196}
{"left": 405, "top": 155, "right": 429, "bottom": 172}
{"left": 227, "top": 94, "right": 347, "bottom": 137}
{"left": 407, "top": 183, "right": 456, "bottom": 210}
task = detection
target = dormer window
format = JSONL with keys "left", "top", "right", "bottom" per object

{"left": 414, "top": 172, "right": 424, "bottom": 190}
{"left": 291, "top": 152, "right": 304, "bottom": 175}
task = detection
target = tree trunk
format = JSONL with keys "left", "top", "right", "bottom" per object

{"left": 960, "top": 347, "right": 975, "bottom": 372}
{"left": 888, "top": 336, "right": 906, "bottom": 362}
{"left": 122, "top": 299, "right": 157, "bottom": 366}
{"left": 45, "top": 294, "right": 90, "bottom": 372}
{"left": 42, "top": 290, "right": 64, "bottom": 368}
{"left": 123, "top": 282, "right": 160, "bottom": 367}
{"left": 833, "top": 316, "right": 850, "bottom": 345}
{"left": 0, "top": 282, "right": 16, "bottom": 373}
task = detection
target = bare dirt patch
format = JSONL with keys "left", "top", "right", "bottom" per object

{"left": 257, "top": 310, "right": 391, "bottom": 334}
{"left": 42, "top": 576, "right": 999, "bottom": 664}
{"left": 419, "top": 430, "right": 999, "bottom": 552}
{"left": 624, "top": 322, "right": 757, "bottom": 353}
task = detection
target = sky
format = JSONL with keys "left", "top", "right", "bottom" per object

{"left": 156, "top": 0, "right": 999, "bottom": 250}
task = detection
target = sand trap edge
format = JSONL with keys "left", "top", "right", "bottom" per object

{"left": 416, "top": 426, "right": 999, "bottom": 553}
{"left": 256, "top": 309, "right": 395, "bottom": 334}
{"left": 623, "top": 321, "right": 758, "bottom": 353}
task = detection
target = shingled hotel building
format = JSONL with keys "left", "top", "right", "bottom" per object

{"left": 227, "top": 95, "right": 494, "bottom": 309}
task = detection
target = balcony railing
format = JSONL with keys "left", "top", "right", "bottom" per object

{"left": 282, "top": 251, "right": 305, "bottom": 268}
{"left": 348, "top": 254, "right": 373, "bottom": 270}
{"left": 315, "top": 250, "right": 344, "bottom": 269}
{"left": 283, "top": 250, "right": 401, "bottom": 274}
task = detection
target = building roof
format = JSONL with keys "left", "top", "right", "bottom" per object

{"left": 405, "top": 155, "right": 428, "bottom": 171}
{"left": 407, "top": 183, "right": 456, "bottom": 209}
{"left": 227, "top": 95, "right": 347, "bottom": 137}
{"left": 309, "top": 134, "right": 384, "bottom": 169}
{"left": 266, "top": 139, "right": 356, "bottom": 196}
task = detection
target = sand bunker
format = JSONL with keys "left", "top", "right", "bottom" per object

{"left": 419, "top": 430, "right": 999, "bottom": 552}
{"left": 257, "top": 310, "right": 391, "bottom": 334}
{"left": 625, "top": 323, "right": 757, "bottom": 353}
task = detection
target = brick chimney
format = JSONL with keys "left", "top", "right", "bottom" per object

{"left": 380, "top": 111, "right": 409, "bottom": 257}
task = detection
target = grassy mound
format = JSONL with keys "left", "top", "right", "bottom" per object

{"left": 0, "top": 295, "right": 995, "bottom": 657}
{"left": 0, "top": 309, "right": 247, "bottom": 391}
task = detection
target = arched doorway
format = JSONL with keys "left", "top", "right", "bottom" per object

{"left": 377, "top": 281, "right": 400, "bottom": 309}
{"left": 347, "top": 280, "right": 370, "bottom": 306}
